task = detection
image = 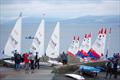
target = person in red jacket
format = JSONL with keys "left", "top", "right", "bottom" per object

{"left": 24, "top": 52, "right": 30, "bottom": 73}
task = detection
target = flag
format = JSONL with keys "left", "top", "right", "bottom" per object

{"left": 77, "top": 36, "right": 80, "bottom": 40}
{"left": 85, "top": 34, "right": 87, "bottom": 38}
{"left": 88, "top": 33, "right": 91, "bottom": 38}
{"left": 104, "top": 28, "right": 107, "bottom": 34}
{"left": 98, "top": 28, "right": 101, "bottom": 34}
{"left": 101, "top": 28, "right": 104, "bottom": 34}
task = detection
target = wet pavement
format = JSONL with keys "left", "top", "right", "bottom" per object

{"left": 1, "top": 66, "right": 120, "bottom": 80}
{"left": 0, "top": 66, "right": 54, "bottom": 80}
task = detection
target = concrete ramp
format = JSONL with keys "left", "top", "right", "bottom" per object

{"left": 0, "top": 66, "right": 54, "bottom": 80}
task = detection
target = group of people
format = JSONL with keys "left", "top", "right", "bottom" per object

{"left": 105, "top": 58, "right": 119, "bottom": 79}
{"left": 13, "top": 50, "right": 40, "bottom": 73}
{"left": 113, "top": 53, "right": 120, "bottom": 59}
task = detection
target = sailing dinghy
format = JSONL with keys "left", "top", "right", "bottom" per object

{"left": 46, "top": 22, "right": 62, "bottom": 65}
{"left": 76, "top": 33, "right": 92, "bottom": 62}
{"left": 67, "top": 36, "right": 80, "bottom": 57}
{"left": 88, "top": 28, "right": 107, "bottom": 59}
{"left": 3, "top": 13, "right": 22, "bottom": 64}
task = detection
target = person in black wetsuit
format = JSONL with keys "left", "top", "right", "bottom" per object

{"left": 61, "top": 52, "right": 68, "bottom": 65}
{"left": 113, "top": 59, "right": 118, "bottom": 79}
{"left": 35, "top": 52, "right": 40, "bottom": 69}
{"left": 14, "top": 50, "right": 21, "bottom": 71}
{"left": 29, "top": 52, "right": 35, "bottom": 73}
{"left": 105, "top": 61, "right": 113, "bottom": 79}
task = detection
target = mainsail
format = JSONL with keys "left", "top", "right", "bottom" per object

{"left": 76, "top": 33, "right": 91, "bottom": 58}
{"left": 46, "top": 22, "right": 60, "bottom": 58}
{"left": 67, "top": 36, "right": 80, "bottom": 56}
{"left": 4, "top": 14, "right": 22, "bottom": 57}
{"left": 30, "top": 19, "right": 45, "bottom": 57}
{"left": 88, "top": 28, "right": 107, "bottom": 59}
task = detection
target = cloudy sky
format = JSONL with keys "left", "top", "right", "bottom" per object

{"left": 0, "top": 0, "right": 120, "bottom": 20}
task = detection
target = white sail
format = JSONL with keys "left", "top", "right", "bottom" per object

{"left": 30, "top": 19, "right": 45, "bottom": 57}
{"left": 46, "top": 22, "right": 60, "bottom": 58}
{"left": 76, "top": 33, "right": 91, "bottom": 58}
{"left": 67, "top": 36, "right": 80, "bottom": 56}
{"left": 88, "top": 28, "right": 107, "bottom": 59}
{"left": 4, "top": 14, "right": 22, "bottom": 57}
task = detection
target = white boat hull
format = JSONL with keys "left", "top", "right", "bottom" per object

{"left": 65, "top": 74, "right": 85, "bottom": 80}
{"left": 48, "top": 60, "right": 63, "bottom": 66}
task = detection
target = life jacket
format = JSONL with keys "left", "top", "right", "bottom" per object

{"left": 16, "top": 54, "right": 21, "bottom": 60}
{"left": 24, "top": 53, "right": 29, "bottom": 63}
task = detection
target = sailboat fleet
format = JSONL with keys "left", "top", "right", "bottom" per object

{"left": 67, "top": 28, "right": 108, "bottom": 62}
{"left": 3, "top": 13, "right": 111, "bottom": 65}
